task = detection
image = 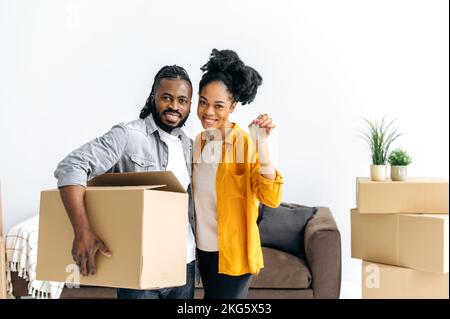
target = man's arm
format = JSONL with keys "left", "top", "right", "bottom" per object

{"left": 54, "top": 124, "right": 129, "bottom": 188}
{"left": 54, "top": 124, "right": 128, "bottom": 275}
{"left": 59, "top": 185, "right": 112, "bottom": 276}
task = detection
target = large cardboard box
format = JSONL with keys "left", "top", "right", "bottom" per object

{"left": 356, "top": 177, "right": 448, "bottom": 214}
{"left": 36, "top": 172, "right": 189, "bottom": 289}
{"left": 351, "top": 209, "right": 449, "bottom": 273}
{"left": 362, "top": 261, "right": 449, "bottom": 299}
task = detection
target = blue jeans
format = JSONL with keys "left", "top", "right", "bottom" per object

{"left": 117, "top": 261, "right": 195, "bottom": 299}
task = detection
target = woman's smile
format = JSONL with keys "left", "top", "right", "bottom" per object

{"left": 202, "top": 116, "right": 218, "bottom": 127}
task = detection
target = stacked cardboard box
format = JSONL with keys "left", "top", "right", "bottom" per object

{"left": 351, "top": 177, "right": 449, "bottom": 299}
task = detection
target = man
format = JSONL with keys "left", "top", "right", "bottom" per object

{"left": 54, "top": 65, "right": 196, "bottom": 299}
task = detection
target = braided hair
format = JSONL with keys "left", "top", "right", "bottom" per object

{"left": 199, "top": 49, "right": 262, "bottom": 105}
{"left": 139, "top": 65, "right": 192, "bottom": 119}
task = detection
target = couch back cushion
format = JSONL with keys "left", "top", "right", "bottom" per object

{"left": 258, "top": 203, "right": 317, "bottom": 259}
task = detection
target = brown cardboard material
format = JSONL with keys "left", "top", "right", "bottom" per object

{"left": 362, "top": 261, "right": 449, "bottom": 299}
{"left": 0, "top": 237, "right": 6, "bottom": 299}
{"left": 0, "top": 183, "right": 3, "bottom": 237}
{"left": 36, "top": 172, "right": 189, "bottom": 289}
{"left": 351, "top": 209, "right": 449, "bottom": 273}
{"left": 356, "top": 177, "right": 449, "bottom": 214}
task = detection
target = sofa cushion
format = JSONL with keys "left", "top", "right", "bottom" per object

{"left": 251, "top": 247, "right": 312, "bottom": 289}
{"left": 258, "top": 203, "right": 317, "bottom": 259}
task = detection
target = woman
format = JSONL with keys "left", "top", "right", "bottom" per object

{"left": 192, "top": 49, "right": 283, "bottom": 299}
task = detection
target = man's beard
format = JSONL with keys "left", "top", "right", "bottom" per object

{"left": 150, "top": 101, "right": 189, "bottom": 133}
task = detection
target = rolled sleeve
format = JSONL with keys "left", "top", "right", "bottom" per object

{"left": 251, "top": 161, "right": 284, "bottom": 208}
{"left": 258, "top": 170, "right": 283, "bottom": 185}
{"left": 54, "top": 123, "right": 129, "bottom": 188}
{"left": 56, "top": 169, "right": 90, "bottom": 188}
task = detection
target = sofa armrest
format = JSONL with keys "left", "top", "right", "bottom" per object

{"left": 304, "top": 207, "right": 341, "bottom": 299}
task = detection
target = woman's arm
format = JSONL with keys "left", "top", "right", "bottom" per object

{"left": 249, "top": 114, "right": 283, "bottom": 207}
{"left": 257, "top": 139, "right": 276, "bottom": 180}
{"left": 249, "top": 113, "right": 276, "bottom": 179}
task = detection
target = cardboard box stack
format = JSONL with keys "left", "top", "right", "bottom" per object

{"left": 351, "top": 177, "right": 449, "bottom": 299}
{"left": 36, "top": 172, "right": 189, "bottom": 290}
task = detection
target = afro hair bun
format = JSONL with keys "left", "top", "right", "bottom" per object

{"left": 200, "top": 49, "right": 262, "bottom": 105}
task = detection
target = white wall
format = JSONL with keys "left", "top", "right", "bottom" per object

{"left": 1, "top": 0, "right": 448, "bottom": 286}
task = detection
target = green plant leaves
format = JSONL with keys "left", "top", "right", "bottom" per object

{"left": 359, "top": 117, "right": 402, "bottom": 165}
{"left": 388, "top": 148, "right": 412, "bottom": 166}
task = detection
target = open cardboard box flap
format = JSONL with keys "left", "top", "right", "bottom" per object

{"left": 87, "top": 171, "right": 186, "bottom": 193}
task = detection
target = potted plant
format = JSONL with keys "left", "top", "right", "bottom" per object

{"left": 359, "top": 117, "right": 402, "bottom": 181}
{"left": 388, "top": 148, "right": 412, "bottom": 181}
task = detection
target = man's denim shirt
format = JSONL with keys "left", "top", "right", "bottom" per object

{"left": 54, "top": 114, "right": 195, "bottom": 232}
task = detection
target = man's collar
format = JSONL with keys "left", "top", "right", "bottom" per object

{"left": 144, "top": 113, "right": 189, "bottom": 140}
{"left": 144, "top": 113, "right": 158, "bottom": 135}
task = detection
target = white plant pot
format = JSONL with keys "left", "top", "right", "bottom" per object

{"left": 370, "top": 165, "right": 387, "bottom": 181}
{"left": 391, "top": 165, "right": 408, "bottom": 181}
